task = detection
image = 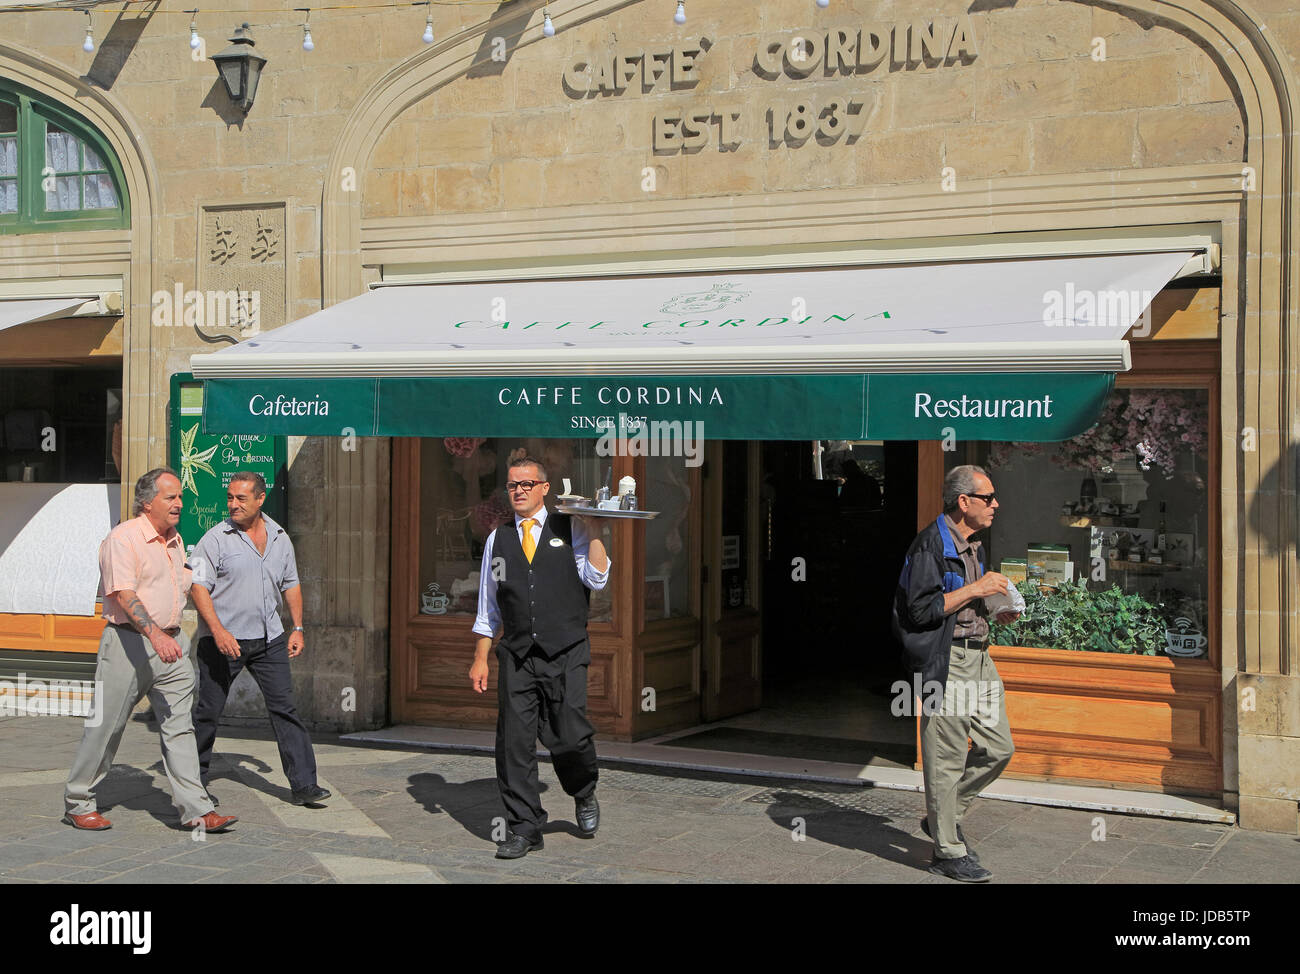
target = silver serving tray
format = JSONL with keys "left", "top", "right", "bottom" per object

{"left": 555, "top": 504, "right": 658, "bottom": 520}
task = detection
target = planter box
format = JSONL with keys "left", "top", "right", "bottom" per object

{"left": 916, "top": 644, "right": 1222, "bottom": 796}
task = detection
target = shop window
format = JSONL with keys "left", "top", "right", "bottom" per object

{"left": 951, "top": 386, "right": 1212, "bottom": 659}
{"left": 643, "top": 454, "right": 693, "bottom": 619}
{"left": 0, "top": 82, "right": 128, "bottom": 234}
{"left": 0, "top": 366, "right": 122, "bottom": 483}
{"left": 416, "top": 437, "right": 612, "bottom": 624}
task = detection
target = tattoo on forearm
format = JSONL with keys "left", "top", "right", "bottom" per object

{"left": 123, "top": 597, "right": 159, "bottom": 637}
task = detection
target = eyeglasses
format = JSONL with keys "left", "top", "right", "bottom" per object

{"left": 966, "top": 492, "right": 998, "bottom": 504}
{"left": 505, "top": 480, "right": 545, "bottom": 493}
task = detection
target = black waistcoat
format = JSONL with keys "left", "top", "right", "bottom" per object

{"left": 494, "top": 512, "right": 591, "bottom": 659}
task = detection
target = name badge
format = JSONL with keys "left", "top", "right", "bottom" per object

{"left": 549, "top": 538, "right": 564, "bottom": 547}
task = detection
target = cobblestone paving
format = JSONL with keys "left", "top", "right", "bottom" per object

{"left": 1, "top": 715, "right": 1297, "bottom": 884}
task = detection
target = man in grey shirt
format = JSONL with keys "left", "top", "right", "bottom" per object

{"left": 190, "top": 471, "right": 330, "bottom": 807}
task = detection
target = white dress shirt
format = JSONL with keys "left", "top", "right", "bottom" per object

{"left": 472, "top": 507, "right": 611, "bottom": 639}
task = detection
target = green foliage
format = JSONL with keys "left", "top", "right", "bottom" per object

{"left": 988, "top": 579, "right": 1166, "bottom": 655}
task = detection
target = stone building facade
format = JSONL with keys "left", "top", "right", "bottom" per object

{"left": 0, "top": 0, "right": 1297, "bottom": 831}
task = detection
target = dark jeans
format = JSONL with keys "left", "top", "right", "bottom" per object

{"left": 495, "top": 639, "right": 598, "bottom": 841}
{"left": 194, "top": 632, "right": 318, "bottom": 793}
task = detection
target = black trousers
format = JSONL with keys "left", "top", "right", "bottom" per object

{"left": 495, "top": 639, "right": 598, "bottom": 841}
{"left": 194, "top": 633, "right": 318, "bottom": 793}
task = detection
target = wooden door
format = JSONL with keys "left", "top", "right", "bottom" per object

{"left": 700, "top": 440, "right": 762, "bottom": 721}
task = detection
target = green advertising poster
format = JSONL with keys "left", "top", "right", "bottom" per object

{"left": 169, "top": 373, "right": 286, "bottom": 553}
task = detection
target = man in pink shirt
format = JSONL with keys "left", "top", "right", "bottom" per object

{"left": 63, "top": 467, "right": 238, "bottom": 834}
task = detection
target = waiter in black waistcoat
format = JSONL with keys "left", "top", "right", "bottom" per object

{"left": 470, "top": 454, "right": 610, "bottom": 859}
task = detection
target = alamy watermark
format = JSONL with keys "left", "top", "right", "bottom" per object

{"left": 151, "top": 284, "right": 261, "bottom": 336}
{"left": 1042, "top": 286, "right": 1155, "bottom": 335}
{"left": 890, "top": 674, "right": 1003, "bottom": 720}
{"left": 0, "top": 673, "right": 103, "bottom": 726}
{"left": 595, "top": 413, "right": 704, "bottom": 468}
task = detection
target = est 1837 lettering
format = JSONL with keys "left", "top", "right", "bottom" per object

{"left": 653, "top": 95, "right": 869, "bottom": 153}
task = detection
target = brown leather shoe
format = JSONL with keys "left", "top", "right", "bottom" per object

{"left": 63, "top": 811, "right": 112, "bottom": 831}
{"left": 184, "top": 811, "right": 238, "bottom": 833}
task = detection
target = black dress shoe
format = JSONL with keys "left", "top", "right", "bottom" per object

{"left": 928, "top": 854, "right": 992, "bottom": 882}
{"left": 920, "top": 817, "right": 978, "bottom": 862}
{"left": 575, "top": 793, "right": 599, "bottom": 835}
{"left": 290, "top": 785, "right": 331, "bottom": 806}
{"left": 206, "top": 790, "right": 219, "bottom": 808}
{"left": 495, "top": 832, "right": 544, "bottom": 859}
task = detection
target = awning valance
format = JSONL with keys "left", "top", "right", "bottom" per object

{"left": 192, "top": 251, "right": 1194, "bottom": 441}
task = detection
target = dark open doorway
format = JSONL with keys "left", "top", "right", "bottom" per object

{"left": 669, "top": 440, "right": 919, "bottom": 769}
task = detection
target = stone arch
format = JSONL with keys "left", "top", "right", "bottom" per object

{"left": 0, "top": 42, "right": 161, "bottom": 489}
{"left": 322, "top": 0, "right": 1298, "bottom": 675}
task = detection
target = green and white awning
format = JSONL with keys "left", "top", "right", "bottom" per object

{"left": 191, "top": 251, "right": 1195, "bottom": 441}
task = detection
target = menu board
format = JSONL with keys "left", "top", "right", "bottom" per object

{"left": 168, "top": 373, "right": 286, "bottom": 553}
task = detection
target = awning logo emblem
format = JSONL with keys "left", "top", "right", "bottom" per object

{"left": 659, "top": 282, "right": 749, "bottom": 314}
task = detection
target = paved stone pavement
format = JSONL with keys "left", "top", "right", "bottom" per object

{"left": 1, "top": 714, "right": 1297, "bottom": 884}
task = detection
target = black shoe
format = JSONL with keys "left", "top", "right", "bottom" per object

{"left": 928, "top": 854, "right": 992, "bottom": 883}
{"left": 206, "top": 790, "right": 219, "bottom": 808}
{"left": 575, "top": 793, "right": 600, "bottom": 836}
{"left": 920, "top": 817, "right": 978, "bottom": 862}
{"left": 290, "top": 785, "right": 331, "bottom": 806}
{"left": 495, "top": 832, "right": 544, "bottom": 859}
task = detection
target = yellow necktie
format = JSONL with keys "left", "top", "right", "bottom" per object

{"left": 521, "top": 518, "right": 537, "bottom": 563}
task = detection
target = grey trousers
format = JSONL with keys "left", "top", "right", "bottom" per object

{"left": 64, "top": 624, "right": 214, "bottom": 823}
{"left": 919, "top": 642, "right": 1015, "bottom": 859}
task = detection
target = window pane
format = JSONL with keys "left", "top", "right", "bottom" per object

{"left": 644, "top": 455, "right": 694, "bottom": 619}
{"left": 83, "top": 143, "right": 104, "bottom": 171}
{"left": 0, "top": 102, "right": 15, "bottom": 133}
{"left": 0, "top": 135, "right": 15, "bottom": 177}
{"left": 967, "top": 387, "right": 1211, "bottom": 657}
{"left": 92, "top": 173, "right": 118, "bottom": 208}
{"left": 45, "top": 128, "right": 79, "bottom": 173}
{"left": 416, "top": 438, "right": 613, "bottom": 625}
{"left": 0, "top": 179, "right": 16, "bottom": 214}
{"left": 45, "top": 175, "right": 79, "bottom": 211}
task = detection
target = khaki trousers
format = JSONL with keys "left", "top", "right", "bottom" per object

{"left": 64, "top": 624, "right": 214, "bottom": 823}
{"left": 919, "top": 642, "right": 1015, "bottom": 859}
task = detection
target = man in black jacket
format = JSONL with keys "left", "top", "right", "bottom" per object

{"left": 892, "top": 464, "right": 1020, "bottom": 882}
{"left": 469, "top": 455, "right": 610, "bottom": 859}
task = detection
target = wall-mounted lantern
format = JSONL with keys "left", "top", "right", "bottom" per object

{"left": 210, "top": 23, "right": 267, "bottom": 114}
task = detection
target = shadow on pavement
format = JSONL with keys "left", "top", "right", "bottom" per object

{"left": 762, "top": 790, "right": 933, "bottom": 873}
{"left": 405, "top": 771, "right": 535, "bottom": 841}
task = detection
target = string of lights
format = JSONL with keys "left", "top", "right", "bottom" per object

{"left": 1, "top": 2, "right": 838, "bottom": 57}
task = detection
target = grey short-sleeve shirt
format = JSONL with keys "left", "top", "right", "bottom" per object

{"left": 191, "top": 514, "right": 300, "bottom": 641}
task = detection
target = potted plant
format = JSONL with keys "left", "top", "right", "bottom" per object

{"left": 988, "top": 579, "right": 1167, "bottom": 655}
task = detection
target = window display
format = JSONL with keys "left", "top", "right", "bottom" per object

{"left": 0, "top": 366, "right": 122, "bottom": 483}
{"left": 417, "top": 437, "right": 613, "bottom": 625}
{"left": 954, "top": 387, "right": 1212, "bottom": 658}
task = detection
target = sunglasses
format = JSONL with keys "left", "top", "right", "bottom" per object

{"left": 966, "top": 492, "right": 997, "bottom": 504}
{"left": 505, "top": 480, "right": 546, "bottom": 492}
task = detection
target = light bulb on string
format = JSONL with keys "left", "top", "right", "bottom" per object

{"left": 423, "top": 15, "right": 434, "bottom": 43}
{"left": 542, "top": 10, "right": 555, "bottom": 37}
{"left": 188, "top": 9, "right": 201, "bottom": 51}
{"left": 82, "top": 11, "right": 95, "bottom": 53}
{"left": 296, "top": 8, "right": 314, "bottom": 52}
{"left": 674, "top": 2, "right": 686, "bottom": 26}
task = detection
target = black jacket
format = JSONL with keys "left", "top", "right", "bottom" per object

{"left": 890, "top": 515, "right": 985, "bottom": 690}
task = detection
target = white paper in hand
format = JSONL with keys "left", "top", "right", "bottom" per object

{"left": 984, "top": 583, "right": 1026, "bottom": 618}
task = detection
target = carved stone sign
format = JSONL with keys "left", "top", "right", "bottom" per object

{"left": 561, "top": 18, "right": 979, "bottom": 154}
{"left": 197, "top": 203, "right": 288, "bottom": 336}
